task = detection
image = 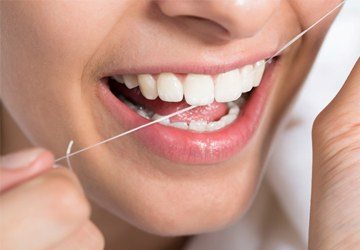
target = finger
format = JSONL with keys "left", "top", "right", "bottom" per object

{"left": 50, "top": 221, "right": 105, "bottom": 250}
{"left": 326, "top": 58, "right": 360, "bottom": 110}
{"left": 0, "top": 168, "right": 90, "bottom": 250}
{"left": 313, "top": 59, "right": 360, "bottom": 144}
{"left": 0, "top": 148, "right": 54, "bottom": 192}
{"left": 313, "top": 59, "right": 360, "bottom": 172}
{"left": 310, "top": 59, "right": 360, "bottom": 249}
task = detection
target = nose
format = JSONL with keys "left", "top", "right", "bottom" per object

{"left": 155, "top": 0, "right": 279, "bottom": 40}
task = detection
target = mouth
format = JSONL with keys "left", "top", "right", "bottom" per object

{"left": 98, "top": 56, "right": 279, "bottom": 164}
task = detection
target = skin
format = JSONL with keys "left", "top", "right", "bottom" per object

{"left": 1, "top": 0, "right": 359, "bottom": 249}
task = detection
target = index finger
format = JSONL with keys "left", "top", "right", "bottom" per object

{"left": 0, "top": 148, "right": 54, "bottom": 192}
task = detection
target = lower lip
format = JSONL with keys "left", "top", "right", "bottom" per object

{"left": 98, "top": 61, "right": 277, "bottom": 165}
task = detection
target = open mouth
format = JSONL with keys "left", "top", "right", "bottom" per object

{"left": 98, "top": 56, "right": 278, "bottom": 164}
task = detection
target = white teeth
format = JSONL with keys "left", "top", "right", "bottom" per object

{"left": 253, "top": 60, "right": 265, "bottom": 87}
{"left": 227, "top": 101, "right": 240, "bottom": 115}
{"left": 137, "top": 109, "right": 151, "bottom": 119}
{"left": 239, "top": 65, "right": 254, "bottom": 93}
{"left": 184, "top": 74, "right": 214, "bottom": 106}
{"left": 220, "top": 113, "right": 237, "bottom": 124}
{"left": 157, "top": 73, "right": 183, "bottom": 102}
{"left": 170, "top": 122, "right": 188, "bottom": 129}
{"left": 152, "top": 114, "right": 170, "bottom": 125}
{"left": 138, "top": 74, "right": 158, "bottom": 100}
{"left": 189, "top": 120, "right": 207, "bottom": 132}
{"left": 215, "top": 69, "right": 242, "bottom": 102}
{"left": 120, "top": 99, "right": 242, "bottom": 132}
{"left": 113, "top": 75, "right": 124, "bottom": 83}
{"left": 143, "top": 101, "right": 242, "bottom": 132}
{"left": 206, "top": 120, "right": 225, "bottom": 132}
{"left": 123, "top": 75, "right": 139, "bottom": 89}
{"left": 112, "top": 59, "right": 266, "bottom": 105}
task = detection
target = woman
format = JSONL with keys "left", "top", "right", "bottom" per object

{"left": 1, "top": 1, "right": 359, "bottom": 249}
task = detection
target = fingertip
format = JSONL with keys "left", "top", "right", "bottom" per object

{"left": 1, "top": 148, "right": 46, "bottom": 170}
{"left": 0, "top": 148, "right": 55, "bottom": 192}
{"left": 29, "top": 148, "right": 55, "bottom": 172}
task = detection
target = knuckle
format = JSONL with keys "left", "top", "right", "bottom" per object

{"left": 313, "top": 107, "right": 360, "bottom": 183}
{"left": 313, "top": 106, "right": 360, "bottom": 143}
{"left": 86, "top": 224, "right": 105, "bottom": 250}
{"left": 75, "top": 222, "right": 105, "bottom": 250}
{"left": 40, "top": 169, "right": 90, "bottom": 222}
{"left": 312, "top": 107, "right": 333, "bottom": 134}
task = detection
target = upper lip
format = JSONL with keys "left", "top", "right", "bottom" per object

{"left": 99, "top": 49, "right": 277, "bottom": 79}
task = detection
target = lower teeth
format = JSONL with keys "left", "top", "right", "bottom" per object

{"left": 119, "top": 94, "right": 243, "bottom": 132}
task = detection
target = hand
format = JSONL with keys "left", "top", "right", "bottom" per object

{"left": 309, "top": 59, "right": 360, "bottom": 249}
{"left": 0, "top": 148, "right": 104, "bottom": 250}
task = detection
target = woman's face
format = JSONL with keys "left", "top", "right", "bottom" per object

{"left": 1, "top": 0, "right": 341, "bottom": 235}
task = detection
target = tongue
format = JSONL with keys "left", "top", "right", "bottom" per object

{"left": 111, "top": 84, "right": 228, "bottom": 123}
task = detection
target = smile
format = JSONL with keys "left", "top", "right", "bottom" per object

{"left": 98, "top": 56, "right": 279, "bottom": 164}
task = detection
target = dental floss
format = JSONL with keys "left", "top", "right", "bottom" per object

{"left": 53, "top": 140, "right": 74, "bottom": 168}
{"left": 53, "top": 1, "right": 345, "bottom": 164}
{"left": 54, "top": 106, "right": 197, "bottom": 163}
{"left": 65, "top": 140, "right": 74, "bottom": 170}
{"left": 270, "top": 1, "right": 345, "bottom": 58}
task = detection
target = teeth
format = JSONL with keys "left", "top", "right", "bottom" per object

{"left": 220, "top": 113, "right": 237, "bottom": 124}
{"left": 137, "top": 108, "right": 151, "bottom": 119}
{"left": 206, "top": 120, "right": 225, "bottom": 132}
{"left": 123, "top": 75, "right": 139, "bottom": 89}
{"left": 215, "top": 69, "right": 242, "bottom": 102}
{"left": 239, "top": 65, "right": 254, "bottom": 93}
{"left": 253, "top": 60, "right": 265, "bottom": 87}
{"left": 152, "top": 114, "right": 170, "bottom": 125}
{"left": 227, "top": 101, "right": 240, "bottom": 115}
{"left": 150, "top": 101, "right": 241, "bottom": 132}
{"left": 121, "top": 99, "right": 242, "bottom": 132}
{"left": 157, "top": 73, "right": 183, "bottom": 102}
{"left": 184, "top": 74, "right": 214, "bottom": 106}
{"left": 171, "top": 122, "right": 188, "bottom": 129}
{"left": 189, "top": 120, "right": 207, "bottom": 132}
{"left": 113, "top": 75, "right": 124, "bottom": 83}
{"left": 111, "top": 59, "right": 266, "bottom": 105}
{"left": 138, "top": 74, "right": 158, "bottom": 100}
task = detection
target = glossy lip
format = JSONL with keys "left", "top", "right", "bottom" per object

{"left": 99, "top": 50, "right": 276, "bottom": 77}
{"left": 97, "top": 58, "right": 278, "bottom": 165}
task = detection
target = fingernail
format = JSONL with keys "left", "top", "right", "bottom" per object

{"left": 0, "top": 148, "right": 44, "bottom": 169}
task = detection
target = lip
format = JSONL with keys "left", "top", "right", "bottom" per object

{"left": 97, "top": 58, "right": 278, "bottom": 165}
{"left": 99, "top": 50, "right": 276, "bottom": 77}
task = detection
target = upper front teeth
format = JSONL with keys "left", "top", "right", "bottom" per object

{"left": 214, "top": 69, "right": 242, "bottom": 102}
{"left": 157, "top": 73, "right": 183, "bottom": 102}
{"left": 184, "top": 74, "right": 214, "bottom": 105}
{"left": 138, "top": 74, "right": 158, "bottom": 100}
{"left": 112, "top": 59, "right": 265, "bottom": 106}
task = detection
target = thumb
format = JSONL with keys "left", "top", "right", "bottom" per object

{"left": 0, "top": 148, "right": 54, "bottom": 192}
{"left": 309, "top": 59, "right": 360, "bottom": 249}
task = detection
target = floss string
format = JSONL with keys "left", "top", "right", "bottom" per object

{"left": 54, "top": 1, "right": 344, "bottom": 164}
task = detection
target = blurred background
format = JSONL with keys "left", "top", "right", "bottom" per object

{"left": 266, "top": 0, "right": 360, "bottom": 243}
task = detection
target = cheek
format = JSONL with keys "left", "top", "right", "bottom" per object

{"left": 0, "top": 1, "right": 123, "bottom": 148}
{"left": 1, "top": 1, "right": 121, "bottom": 92}
{"left": 291, "top": 0, "right": 343, "bottom": 27}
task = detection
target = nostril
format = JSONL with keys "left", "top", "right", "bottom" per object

{"left": 179, "top": 15, "right": 230, "bottom": 39}
{"left": 155, "top": 0, "right": 279, "bottom": 40}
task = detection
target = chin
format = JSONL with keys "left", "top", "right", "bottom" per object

{"left": 80, "top": 146, "right": 262, "bottom": 236}
{"left": 71, "top": 150, "right": 262, "bottom": 237}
